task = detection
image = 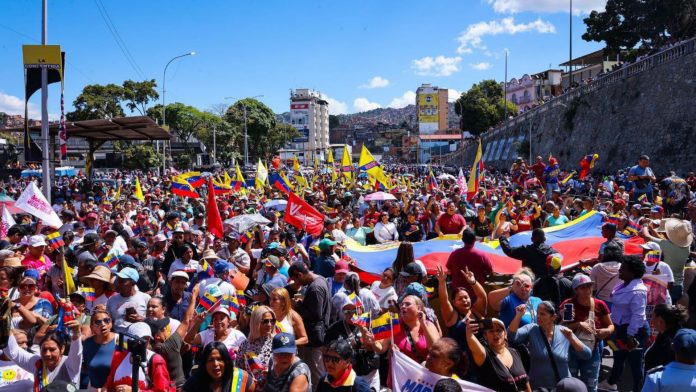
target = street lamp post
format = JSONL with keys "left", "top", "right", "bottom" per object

{"left": 224, "top": 95, "right": 264, "bottom": 167}
{"left": 161, "top": 51, "right": 195, "bottom": 174}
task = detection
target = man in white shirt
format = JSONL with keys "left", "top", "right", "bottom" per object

{"left": 107, "top": 267, "right": 151, "bottom": 332}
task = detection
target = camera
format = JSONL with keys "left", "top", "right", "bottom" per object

{"left": 118, "top": 332, "right": 148, "bottom": 360}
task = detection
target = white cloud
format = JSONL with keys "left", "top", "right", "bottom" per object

{"left": 360, "top": 76, "right": 390, "bottom": 89}
{"left": 388, "top": 91, "right": 417, "bottom": 109}
{"left": 456, "top": 17, "right": 556, "bottom": 54}
{"left": 0, "top": 91, "right": 40, "bottom": 119}
{"left": 320, "top": 94, "right": 348, "bottom": 115}
{"left": 448, "top": 89, "right": 462, "bottom": 101}
{"left": 353, "top": 98, "right": 382, "bottom": 112}
{"left": 488, "top": 0, "right": 606, "bottom": 15}
{"left": 412, "top": 55, "right": 462, "bottom": 77}
{"left": 471, "top": 62, "right": 492, "bottom": 70}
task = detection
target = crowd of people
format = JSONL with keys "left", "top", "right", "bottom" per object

{"left": 0, "top": 152, "right": 693, "bottom": 392}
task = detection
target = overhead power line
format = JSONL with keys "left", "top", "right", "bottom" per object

{"left": 93, "top": 0, "right": 147, "bottom": 80}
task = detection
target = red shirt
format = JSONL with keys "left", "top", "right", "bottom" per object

{"left": 437, "top": 213, "right": 467, "bottom": 234}
{"left": 446, "top": 244, "right": 493, "bottom": 299}
{"left": 559, "top": 297, "right": 611, "bottom": 329}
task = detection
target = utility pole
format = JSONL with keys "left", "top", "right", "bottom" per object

{"left": 40, "top": 0, "right": 51, "bottom": 201}
{"left": 212, "top": 125, "right": 216, "bottom": 165}
{"left": 243, "top": 105, "right": 248, "bottom": 167}
{"left": 569, "top": 0, "right": 573, "bottom": 87}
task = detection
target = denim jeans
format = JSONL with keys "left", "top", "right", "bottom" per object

{"left": 546, "top": 183, "right": 560, "bottom": 200}
{"left": 607, "top": 324, "right": 649, "bottom": 392}
{"left": 570, "top": 341, "right": 603, "bottom": 392}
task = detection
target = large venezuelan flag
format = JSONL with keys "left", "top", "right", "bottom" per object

{"left": 346, "top": 211, "right": 644, "bottom": 283}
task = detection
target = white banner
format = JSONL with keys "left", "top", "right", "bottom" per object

{"left": 0, "top": 205, "right": 16, "bottom": 238}
{"left": 391, "top": 349, "right": 492, "bottom": 392}
{"left": 457, "top": 168, "right": 468, "bottom": 195}
{"left": 15, "top": 182, "right": 63, "bottom": 228}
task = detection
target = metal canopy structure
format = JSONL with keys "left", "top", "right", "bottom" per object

{"left": 1, "top": 116, "right": 170, "bottom": 179}
{"left": 3, "top": 116, "right": 170, "bottom": 141}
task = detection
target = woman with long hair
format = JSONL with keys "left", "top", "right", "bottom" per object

{"left": 509, "top": 301, "right": 591, "bottom": 391}
{"left": 80, "top": 305, "right": 116, "bottom": 389}
{"left": 2, "top": 318, "right": 82, "bottom": 388}
{"left": 391, "top": 242, "right": 414, "bottom": 296}
{"left": 466, "top": 318, "right": 530, "bottom": 392}
{"left": 269, "top": 287, "right": 308, "bottom": 346}
{"left": 436, "top": 265, "right": 487, "bottom": 379}
{"left": 183, "top": 341, "right": 255, "bottom": 392}
{"left": 643, "top": 304, "right": 688, "bottom": 372}
{"left": 235, "top": 306, "right": 277, "bottom": 389}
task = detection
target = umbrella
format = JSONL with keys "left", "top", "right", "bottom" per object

{"left": 437, "top": 173, "right": 455, "bottom": 180}
{"left": 364, "top": 191, "right": 396, "bottom": 201}
{"left": 264, "top": 199, "right": 288, "bottom": 211}
{"left": 0, "top": 195, "right": 23, "bottom": 214}
{"left": 223, "top": 213, "right": 271, "bottom": 233}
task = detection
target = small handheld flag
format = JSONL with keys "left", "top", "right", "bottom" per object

{"left": 350, "top": 312, "right": 370, "bottom": 328}
{"left": 81, "top": 286, "right": 96, "bottom": 302}
{"left": 46, "top": 231, "right": 65, "bottom": 250}
{"left": 371, "top": 312, "right": 401, "bottom": 340}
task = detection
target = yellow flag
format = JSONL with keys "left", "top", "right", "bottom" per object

{"left": 255, "top": 159, "right": 268, "bottom": 190}
{"left": 341, "top": 146, "right": 352, "bottom": 181}
{"left": 64, "top": 258, "right": 76, "bottom": 295}
{"left": 293, "top": 155, "right": 301, "bottom": 172}
{"left": 114, "top": 185, "right": 121, "bottom": 200}
{"left": 235, "top": 164, "right": 246, "bottom": 185}
{"left": 224, "top": 170, "right": 233, "bottom": 186}
{"left": 327, "top": 149, "right": 334, "bottom": 164}
{"left": 280, "top": 171, "right": 295, "bottom": 191}
{"left": 359, "top": 145, "right": 392, "bottom": 189}
{"left": 134, "top": 177, "right": 145, "bottom": 201}
{"left": 314, "top": 156, "right": 319, "bottom": 171}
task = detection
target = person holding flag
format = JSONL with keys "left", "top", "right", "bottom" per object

{"left": 235, "top": 305, "right": 278, "bottom": 389}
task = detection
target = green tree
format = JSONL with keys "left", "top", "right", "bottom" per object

{"left": 147, "top": 103, "right": 207, "bottom": 169}
{"left": 455, "top": 80, "right": 518, "bottom": 136}
{"left": 225, "top": 99, "right": 276, "bottom": 162}
{"left": 329, "top": 115, "right": 340, "bottom": 129}
{"left": 582, "top": 0, "right": 696, "bottom": 51}
{"left": 198, "top": 109, "right": 242, "bottom": 167}
{"left": 66, "top": 83, "right": 125, "bottom": 121}
{"left": 116, "top": 143, "right": 161, "bottom": 170}
{"left": 262, "top": 123, "right": 300, "bottom": 161}
{"left": 122, "top": 79, "right": 159, "bottom": 115}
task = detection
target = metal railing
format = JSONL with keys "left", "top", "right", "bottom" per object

{"left": 441, "top": 37, "right": 696, "bottom": 166}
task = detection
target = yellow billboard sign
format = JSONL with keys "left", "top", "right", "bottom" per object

{"left": 418, "top": 93, "right": 438, "bottom": 123}
{"left": 23, "top": 45, "right": 63, "bottom": 79}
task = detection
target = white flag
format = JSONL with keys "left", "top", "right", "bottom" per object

{"left": 15, "top": 182, "right": 63, "bottom": 228}
{"left": 457, "top": 168, "right": 468, "bottom": 196}
{"left": 391, "top": 349, "right": 492, "bottom": 392}
{"left": 0, "top": 205, "right": 16, "bottom": 238}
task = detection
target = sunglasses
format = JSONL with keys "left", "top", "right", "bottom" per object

{"left": 322, "top": 355, "right": 343, "bottom": 364}
{"left": 262, "top": 319, "right": 276, "bottom": 325}
{"left": 19, "top": 284, "right": 37, "bottom": 290}
{"left": 93, "top": 318, "right": 112, "bottom": 326}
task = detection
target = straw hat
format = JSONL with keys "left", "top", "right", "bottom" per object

{"left": 201, "top": 249, "right": 218, "bottom": 261}
{"left": 79, "top": 265, "right": 112, "bottom": 284}
{"left": 664, "top": 218, "right": 693, "bottom": 248}
{"left": 0, "top": 257, "right": 23, "bottom": 268}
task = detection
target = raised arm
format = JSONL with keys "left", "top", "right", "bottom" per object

{"left": 465, "top": 318, "right": 487, "bottom": 367}
{"left": 508, "top": 304, "right": 526, "bottom": 334}
{"left": 0, "top": 333, "right": 41, "bottom": 375}
{"left": 436, "top": 266, "right": 456, "bottom": 327}
{"left": 64, "top": 320, "right": 83, "bottom": 385}
{"left": 487, "top": 287, "right": 510, "bottom": 312}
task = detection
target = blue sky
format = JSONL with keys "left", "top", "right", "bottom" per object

{"left": 0, "top": 0, "right": 607, "bottom": 119}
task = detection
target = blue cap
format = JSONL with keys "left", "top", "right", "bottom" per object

{"left": 267, "top": 242, "right": 281, "bottom": 250}
{"left": 213, "top": 259, "right": 231, "bottom": 275}
{"left": 673, "top": 328, "right": 696, "bottom": 358}
{"left": 118, "top": 254, "right": 138, "bottom": 267}
{"left": 115, "top": 267, "right": 139, "bottom": 283}
{"left": 272, "top": 332, "right": 297, "bottom": 354}
{"left": 22, "top": 269, "right": 40, "bottom": 283}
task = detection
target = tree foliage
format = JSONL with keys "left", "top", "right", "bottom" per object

{"left": 455, "top": 80, "right": 518, "bottom": 136}
{"left": 582, "top": 0, "right": 696, "bottom": 52}
{"left": 116, "top": 143, "right": 161, "bottom": 170}
{"left": 66, "top": 79, "right": 159, "bottom": 121}
{"left": 225, "top": 99, "right": 277, "bottom": 162}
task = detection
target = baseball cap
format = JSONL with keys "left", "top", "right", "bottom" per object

{"left": 153, "top": 234, "right": 167, "bottom": 242}
{"left": 640, "top": 241, "right": 661, "bottom": 251}
{"left": 169, "top": 270, "right": 190, "bottom": 281}
{"left": 272, "top": 332, "right": 297, "bottom": 354}
{"left": 21, "top": 269, "right": 40, "bottom": 284}
{"left": 400, "top": 262, "right": 423, "bottom": 277}
{"left": 263, "top": 255, "right": 281, "bottom": 269}
{"left": 115, "top": 267, "right": 139, "bottom": 283}
{"left": 672, "top": 328, "right": 696, "bottom": 359}
{"left": 28, "top": 235, "right": 46, "bottom": 247}
{"left": 213, "top": 259, "right": 231, "bottom": 275}
{"left": 571, "top": 273, "right": 593, "bottom": 290}
{"left": 318, "top": 238, "right": 337, "bottom": 251}
{"left": 651, "top": 205, "right": 664, "bottom": 214}
{"left": 118, "top": 254, "right": 138, "bottom": 268}
{"left": 144, "top": 317, "right": 169, "bottom": 337}
{"left": 334, "top": 260, "right": 350, "bottom": 274}
{"left": 127, "top": 322, "right": 152, "bottom": 339}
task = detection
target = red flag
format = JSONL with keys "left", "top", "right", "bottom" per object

{"left": 284, "top": 192, "right": 325, "bottom": 237}
{"left": 207, "top": 177, "right": 224, "bottom": 238}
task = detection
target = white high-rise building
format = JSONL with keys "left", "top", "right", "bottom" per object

{"left": 287, "top": 89, "right": 329, "bottom": 164}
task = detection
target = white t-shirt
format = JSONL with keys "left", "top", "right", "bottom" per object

{"left": 199, "top": 328, "right": 247, "bottom": 352}
{"left": 644, "top": 261, "right": 674, "bottom": 305}
{"left": 370, "top": 282, "right": 398, "bottom": 309}
{"left": 85, "top": 292, "right": 110, "bottom": 313}
{"left": 167, "top": 259, "right": 201, "bottom": 278}
{"left": 0, "top": 360, "right": 34, "bottom": 391}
